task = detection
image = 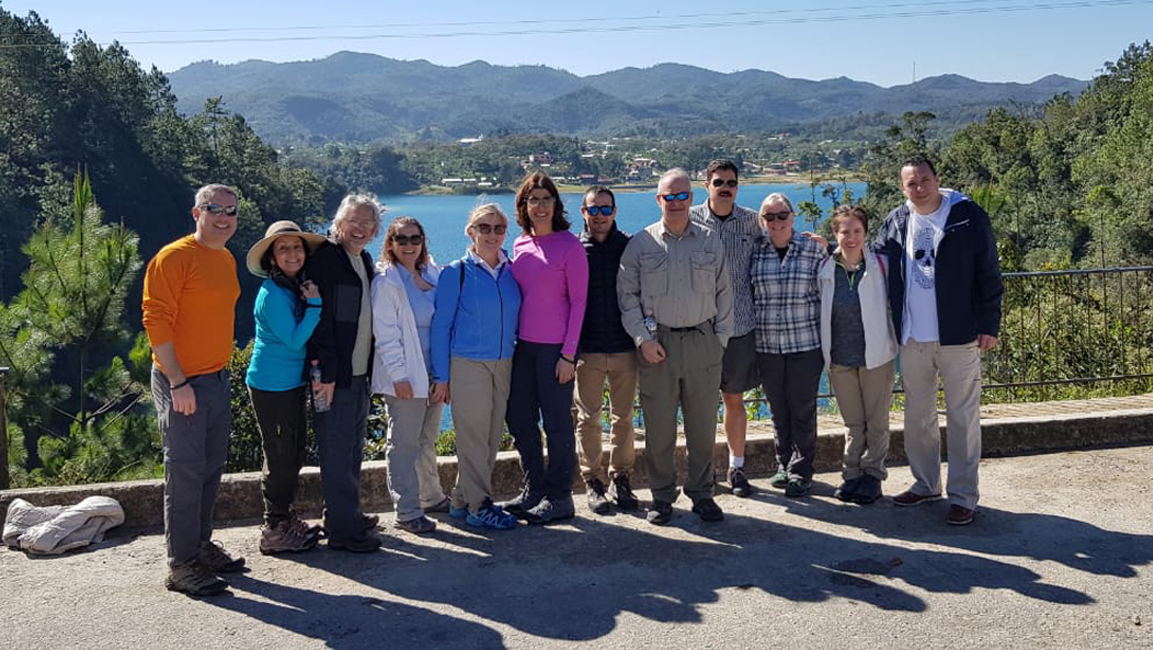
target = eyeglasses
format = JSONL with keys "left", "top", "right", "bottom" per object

{"left": 393, "top": 234, "right": 423, "bottom": 246}
{"left": 761, "top": 210, "right": 793, "bottom": 221}
{"left": 660, "top": 192, "right": 691, "bottom": 202}
{"left": 200, "top": 203, "right": 238, "bottom": 216}
{"left": 526, "top": 196, "right": 556, "bottom": 207}
{"left": 710, "top": 179, "right": 739, "bottom": 188}
{"left": 474, "top": 223, "right": 507, "bottom": 235}
{"left": 584, "top": 205, "right": 614, "bottom": 216}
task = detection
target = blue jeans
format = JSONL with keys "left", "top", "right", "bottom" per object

{"left": 314, "top": 375, "right": 369, "bottom": 541}
{"left": 506, "top": 341, "right": 576, "bottom": 498}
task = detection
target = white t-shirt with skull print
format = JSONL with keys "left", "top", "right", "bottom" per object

{"left": 902, "top": 191, "right": 954, "bottom": 345}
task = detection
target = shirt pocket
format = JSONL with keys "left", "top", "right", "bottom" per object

{"left": 334, "top": 283, "right": 362, "bottom": 324}
{"left": 690, "top": 251, "right": 718, "bottom": 293}
{"left": 640, "top": 253, "right": 669, "bottom": 297}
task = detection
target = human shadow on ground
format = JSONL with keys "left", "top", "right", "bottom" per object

{"left": 766, "top": 486, "right": 1153, "bottom": 579}
{"left": 212, "top": 501, "right": 1091, "bottom": 645}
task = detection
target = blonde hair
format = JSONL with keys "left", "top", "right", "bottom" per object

{"left": 464, "top": 202, "right": 509, "bottom": 235}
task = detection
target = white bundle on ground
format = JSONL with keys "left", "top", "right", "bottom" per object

{"left": 3, "top": 496, "right": 125, "bottom": 554}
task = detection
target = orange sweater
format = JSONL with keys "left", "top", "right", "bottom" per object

{"left": 142, "top": 235, "right": 240, "bottom": 377}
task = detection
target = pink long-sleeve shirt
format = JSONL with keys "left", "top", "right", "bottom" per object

{"left": 510, "top": 230, "right": 589, "bottom": 356}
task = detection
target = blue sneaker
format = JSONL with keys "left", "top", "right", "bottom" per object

{"left": 449, "top": 505, "right": 469, "bottom": 519}
{"left": 466, "top": 500, "right": 518, "bottom": 530}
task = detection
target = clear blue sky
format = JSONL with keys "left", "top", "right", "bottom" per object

{"left": 6, "top": 0, "right": 1152, "bottom": 86}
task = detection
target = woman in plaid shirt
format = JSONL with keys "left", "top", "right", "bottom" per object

{"left": 749, "top": 192, "right": 829, "bottom": 498}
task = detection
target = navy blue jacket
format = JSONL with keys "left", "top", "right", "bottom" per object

{"left": 579, "top": 226, "right": 634, "bottom": 354}
{"left": 873, "top": 195, "right": 1003, "bottom": 345}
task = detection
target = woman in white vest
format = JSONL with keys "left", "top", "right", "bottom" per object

{"left": 371, "top": 216, "right": 450, "bottom": 534}
{"left": 818, "top": 204, "right": 898, "bottom": 505}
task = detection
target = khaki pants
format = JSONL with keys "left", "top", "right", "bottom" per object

{"left": 383, "top": 395, "right": 447, "bottom": 523}
{"left": 829, "top": 360, "right": 896, "bottom": 480}
{"left": 448, "top": 356, "right": 512, "bottom": 514}
{"left": 638, "top": 326, "right": 723, "bottom": 504}
{"left": 900, "top": 341, "right": 983, "bottom": 510}
{"left": 573, "top": 352, "right": 638, "bottom": 484}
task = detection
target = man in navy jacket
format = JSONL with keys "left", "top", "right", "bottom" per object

{"left": 872, "top": 155, "right": 1003, "bottom": 526}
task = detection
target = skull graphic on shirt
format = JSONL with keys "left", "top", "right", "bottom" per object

{"left": 912, "top": 225, "right": 936, "bottom": 290}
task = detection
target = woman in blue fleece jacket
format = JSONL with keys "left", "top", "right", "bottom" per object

{"left": 244, "top": 221, "right": 327, "bottom": 555}
{"left": 430, "top": 203, "right": 521, "bottom": 530}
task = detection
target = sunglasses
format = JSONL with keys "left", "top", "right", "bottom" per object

{"left": 710, "top": 179, "right": 739, "bottom": 188}
{"left": 660, "top": 191, "right": 691, "bottom": 202}
{"left": 474, "top": 223, "right": 507, "bottom": 235}
{"left": 584, "top": 205, "right": 614, "bottom": 216}
{"left": 526, "top": 197, "right": 556, "bottom": 207}
{"left": 393, "top": 234, "right": 424, "bottom": 246}
{"left": 200, "top": 203, "right": 238, "bottom": 216}
{"left": 761, "top": 210, "right": 793, "bottom": 221}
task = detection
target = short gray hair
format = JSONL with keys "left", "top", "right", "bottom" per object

{"left": 760, "top": 192, "right": 794, "bottom": 214}
{"left": 193, "top": 183, "right": 237, "bottom": 207}
{"left": 658, "top": 168, "right": 690, "bottom": 189}
{"left": 332, "top": 193, "right": 384, "bottom": 233}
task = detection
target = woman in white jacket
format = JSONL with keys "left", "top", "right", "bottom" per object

{"left": 372, "top": 216, "right": 450, "bottom": 534}
{"left": 819, "top": 205, "right": 898, "bottom": 505}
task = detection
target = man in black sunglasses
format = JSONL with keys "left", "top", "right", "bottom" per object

{"left": 574, "top": 186, "right": 640, "bottom": 515}
{"left": 142, "top": 183, "right": 244, "bottom": 596}
{"left": 690, "top": 159, "right": 762, "bottom": 498}
{"left": 618, "top": 169, "right": 733, "bottom": 525}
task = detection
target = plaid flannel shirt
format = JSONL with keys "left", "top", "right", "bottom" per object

{"left": 750, "top": 232, "right": 827, "bottom": 354}
{"left": 690, "top": 203, "right": 761, "bottom": 337}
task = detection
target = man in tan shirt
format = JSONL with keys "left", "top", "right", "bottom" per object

{"left": 618, "top": 168, "right": 733, "bottom": 525}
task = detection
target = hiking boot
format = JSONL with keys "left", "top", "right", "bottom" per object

{"left": 260, "top": 520, "right": 319, "bottom": 555}
{"left": 892, "top": 489, "right": 943, "bottom": 507}
{"left": 502, "top": 486, "right": 545, "bottom": 520}
{"left": 288, "top": 511, "right": 323, "bottom": 539}
{"left": 852, "top": 475, "right": 883, "bottom": 505}
{"left": 524, "top": 494, "right": 576, "bottom": 525}
{"left": 691, "top": 497, "right": 724, "bottom": 522}
{"left": 608, "top": 474, "right": 639, "bottom": 511}
{"left": 834, "top": 476, "right": 862, "bottom": 502}
{"left": 466, "top": 500, "right": 518, "bottom": 530}
{"left": 585, "top": 478, "right": 612, "bottom": 515}
{"left": 197, "top": 541, "right": 245, "bottom": 573}
{"left": 425, "top": 496, "right": 452, "bottom": 514}
{"left": 321, "top": 511, "right": 379, "bottom": 535}
{"left": 728, "top": 467, "right": 754, "bottom": 498}
{"left": 946, "top": 505, "right": 975, "bottom": 526}
{"left": 393, "top": 515, "right": 437, "bottom": 534}
{"left": 328, "top": 532, "right": 381, "bottom": 553}
{"left": 165, "top": 559, "right": 228, "bottom": 597}
{"left": 646, "top": 500, "right": 674, "bottom": 526}
{"left": 784, "top": 478, "right": 812, "bottom": 498}
{"left": 769, "top": 469, "right": 790, "bottom": 489}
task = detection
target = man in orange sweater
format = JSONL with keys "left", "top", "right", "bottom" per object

{"left": 142, "top": 184, "right": 242, "bottom": 597}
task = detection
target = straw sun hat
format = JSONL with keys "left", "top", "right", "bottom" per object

{"left": 245, "top": 220, "right": 328, "bottom": 277}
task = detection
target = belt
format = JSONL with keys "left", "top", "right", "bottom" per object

{"left": 661, "top": 321, "right": 709, "bottom": 333}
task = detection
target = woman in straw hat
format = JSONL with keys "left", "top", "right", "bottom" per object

{"left": 245, "top": 220, "right": 327, "bottom": 554}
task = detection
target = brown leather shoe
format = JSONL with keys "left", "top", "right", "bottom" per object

{"left": 892, "top": 489, "right": 943, "bottom": 507}
{"left": 946, "top": 505, "right": 975, "bottom": 526}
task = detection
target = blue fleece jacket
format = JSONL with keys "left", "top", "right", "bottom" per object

{"left": 430, "top": 254, "right": 521, "bottom": 383}
{"left": 246, "top": 279, "right": 323, "bottom": 391}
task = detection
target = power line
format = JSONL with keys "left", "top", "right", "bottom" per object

{"left": 1, "top": 0, "right": 1149, "bottom": 49}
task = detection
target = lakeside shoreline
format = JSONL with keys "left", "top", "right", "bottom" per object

{"left": 407, "top": 173, "right": 861, "bottom": 196}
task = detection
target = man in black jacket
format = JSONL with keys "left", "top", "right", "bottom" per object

{"left": 573, "top": 186, "right": 640, "bottom": 514}
{"left": 873, "top": 156, "right": 1003, "bottom": 526}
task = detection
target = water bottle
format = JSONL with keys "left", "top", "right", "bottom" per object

{"left": 310, "top": 360, "right": 330, "bottom": 412}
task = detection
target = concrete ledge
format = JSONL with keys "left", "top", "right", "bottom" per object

{"left": 4, "top": 407, "right": 1153, "bottom": 528}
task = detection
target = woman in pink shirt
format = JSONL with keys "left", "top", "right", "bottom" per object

{"left": 501, "top": 172, "right": 589, "bottom": 524}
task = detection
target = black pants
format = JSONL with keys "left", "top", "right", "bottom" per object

{"left": 757, "top": 349, "right": 824, "bottom": 481}
{"left": 248, "top": 385, "right": 308, "bottom": 526}
{"left": 506, "top": 341, "right": 577, "bottom": 498}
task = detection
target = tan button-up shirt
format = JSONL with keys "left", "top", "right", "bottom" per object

{"left": 618, "top": 218, "right": 734, "bottom": 348}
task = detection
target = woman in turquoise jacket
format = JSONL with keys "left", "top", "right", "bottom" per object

{"left": 245, "top": 221, "right": 327, "bottom": 554}
{"left": 430, "top": 203, "right": 521, "bottom": 530}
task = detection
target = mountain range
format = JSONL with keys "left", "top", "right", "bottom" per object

{"left": 167, "top": 52, "right": 1089, "bottom": 145}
